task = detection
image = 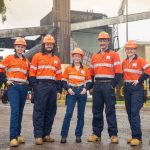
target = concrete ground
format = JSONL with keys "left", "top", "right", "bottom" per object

{"left": 0, "top": 102, "right": 150, "bottom": 150}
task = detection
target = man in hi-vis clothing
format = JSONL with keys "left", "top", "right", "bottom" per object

{"left": 29, "top": 35, "right": 62, "bottom": 145}
{"left": 87, "top": 31, "right": 122, "bottom": 143}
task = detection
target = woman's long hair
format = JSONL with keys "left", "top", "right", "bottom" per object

{"left": 72, "top": 61, "right": 83, "bottom": 68}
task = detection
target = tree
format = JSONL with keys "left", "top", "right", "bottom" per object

{"left": 0, "top": 0, "right": 7, "bottom": 23}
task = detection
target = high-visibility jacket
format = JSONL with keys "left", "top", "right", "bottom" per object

{"left": 29, "top": 52, "right": 62, "bottom": 80}
{"left": 0, "top": 68, "right": 4, "bottom": 73}
{"left": 0, "top": 61, "right": 5, "bottom": 73}
{"left": 122, "top": 55, "right": 150, "bottom": 82}
{"left": 0, "top": 54, "right": 30, "bottom": 83}
{"left": 62, "top": 65, "right": 91, "bottom": 87}
{"left": 0, "top": 62, "right": 5, "bottom": 86}
{"left": 90, "top": 50, "right": 122, "bottom": 79}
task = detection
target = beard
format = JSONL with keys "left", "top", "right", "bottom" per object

{"left": 45, "top": 50, "right": 52, "bottom": 53}
{"left": 45, "top": 47, "right": 53, "bottom": 53}
{"left": 127, "top": 53, "right": 135, "bottom": 58}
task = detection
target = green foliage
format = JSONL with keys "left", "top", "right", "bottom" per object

{"left": 0, "top": 0, "right": 7, "bottom": 23}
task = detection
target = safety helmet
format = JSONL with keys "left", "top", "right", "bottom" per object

{"left": 14, "top": 37, "right": 27, "bottom": 47}
{"left": 125, "top": 40, "right": 138, "bottom": 49}
{"left": 72, "top": 48, "right": 84, "bottom": 57}
{"left": 43, "top": 35, "right": 55, "bottom": 44}
{"left": 97, "top": 31, "right": 110, "bottom": 40}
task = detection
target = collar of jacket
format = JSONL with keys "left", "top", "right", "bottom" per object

{"left": 97, "top": 48, "right": 110, "bottom": 54}
{"left": 126, "top": 54, "right": 138, "bottom": 60}
{"left": 14, "top": 53, "right": 26, "bottom": 60}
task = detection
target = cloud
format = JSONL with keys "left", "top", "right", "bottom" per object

{"left": 0, "top": 0, "right": 150, "bottom": 46}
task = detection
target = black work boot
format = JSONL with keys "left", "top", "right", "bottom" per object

{"left": 60, "top": 137, "right": 67, "bottom": 143}
{"left": 76, "top": 136, "right": 81, "bottom": 143}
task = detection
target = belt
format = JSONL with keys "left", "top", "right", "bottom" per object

{"left": 69, "top": 85, "right": 84, "bottom": 89}
{"left": 13, "top": 81, "right": 28, "bottom": 85}
{"left": 124, "top": 81, "right": 133, "bottom": 84}
{"left": 37, "top": 79, "right": 55, "bottom": 83}
{"left": 124, "top": 82, "right": 143, "bottom": 85}
{"left": 95, "top": 80, "right": 112, "bottom": 83}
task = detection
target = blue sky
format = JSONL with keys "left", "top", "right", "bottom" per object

{"left": 0, "top": 0, "right": 150, "bottom": 46}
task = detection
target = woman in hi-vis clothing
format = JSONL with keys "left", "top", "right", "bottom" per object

{"left": 0, "top": 37, "right": 29, "bottom": 147}
{"left": 123, "top": 40, "right": 150, "bottom": 146}
{"left": 60, "top": 48, "right": 92, "bottom": 143}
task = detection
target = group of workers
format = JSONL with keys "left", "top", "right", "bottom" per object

{"left": 0, "top": 31, "right": 150, "bottom": 147}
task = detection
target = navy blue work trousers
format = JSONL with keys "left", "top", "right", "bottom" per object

{"left": 33, "top": 81, "right": 57, "bottom": 138}
{"left": 124, "top": 83, "right": 144, "bottom": 140}
{"left": 8, "top": 84, "right": 28, "bottom": 140}
{"left": 92, "top": 82, "right": 118, "bottom": 137}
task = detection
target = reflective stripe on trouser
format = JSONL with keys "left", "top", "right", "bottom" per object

{"left": 33, "top": 81, "right": 57, "bottom": 138}
{"left": 92, "top": 82, "right": 118, "bottom": 137}
{"left": 61, "top": 86, "right": 87, "bottom": 137}
{"left": 124, "top": 83, "right": 144, "bottom": 140}
{"left": 8, "top": 84, "right": 28, "bottom": 140}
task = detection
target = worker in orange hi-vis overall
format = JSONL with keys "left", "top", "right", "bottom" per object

{"left": 0, "top": 67, "right": 5, "bottom": 87}
{"left": 87, "top": 31, "right": 122, "bottom": 144}
{"left": 0, "top": 37, "right": 30, "bottom": 147}
{"left": 29, "top": 35, "right": 62, "bottom": 145}
{"left": 60, "top": 48, "right": 92, "bottom": 144}
{"left": 122, "top": 40, "right": 150, "bottom": 146}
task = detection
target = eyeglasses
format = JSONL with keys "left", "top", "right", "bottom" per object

{"left": 15, "top": 45, "right": 26, "bottom": 49}
{"left": 98, "top": 39, "right": 109, "bottom": 42}
{"left": 125, "top": 48, "right": 135, "bottom": 51}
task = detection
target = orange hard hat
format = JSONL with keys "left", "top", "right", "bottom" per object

{"left": 14, "top": 37, "right": 27, "bottom": 47}
{"left": 72, "top": 48, "right": 84, "bottom": 57}
{"left": 43, "top": 35, "right": 55, "bottom": 44}
{"left": 125, "top": 40, "right": 138, "bottom": 49}
{"left": 97, "top": 31, "right": 110, "bottom": 40}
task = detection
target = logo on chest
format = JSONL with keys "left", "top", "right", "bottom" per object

{"left": 132, "top": 63, "right": 137, "bottom": 67}
{"left": 106, "top": 56, "right": 111, "bottom": 60}
{"left": 80, "top": 70, "right": 85, "bottom": 75}
{"left": 54, "top": 60, "right": 58, "bottom": 64}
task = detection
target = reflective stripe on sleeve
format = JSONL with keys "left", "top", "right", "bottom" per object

{"left": 94, "top": 63, "right": 113, "bottom": 68}
{"left": 124, "top": 69, "right": 142, "bottom": 74}
{"left": 7, "top": 68, "right": 27, "bottom": 74}
{"left": 38, "top": 65, "right": 56, "bottom": 71}
{"left": 95, "top": 74, "right": 114, "bottom": 78}
{"left": 69, "top": 75, "right": 85, "bottom": 80}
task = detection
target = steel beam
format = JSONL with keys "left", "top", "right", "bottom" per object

{"left": 0, "top": 11, "right": 150, "bottom": 38}
{"left": 71, "top": 11, "right": 150, "bottom": 31}
{"left": 0, "top": 25, "right": 55, "bottom": 38}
